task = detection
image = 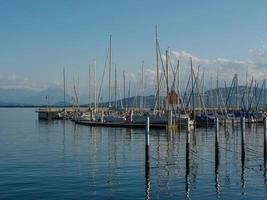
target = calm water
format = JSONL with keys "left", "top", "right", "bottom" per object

{"left": 1, "top": 108, "right": 267, "bottom": 199}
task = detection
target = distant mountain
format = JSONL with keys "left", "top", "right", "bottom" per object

{"left": 0, "top": 101, "right": 34, "bottom": 107}
{"left": 2, "top": 85, "right": 265, "bottom": 109}
{"left": 197, "top": 86, "right": 267, "bottom": 109}
{"left": 95, "top": 95, "right": 157, "bottom": 108}
{"left": 0, "top": 87, "right": 73, "bottom": 106}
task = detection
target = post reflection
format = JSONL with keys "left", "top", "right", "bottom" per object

{"left": 215, "top": 118, "right": 220, "bottom": 196}
{"left": 145, "top": 129, "right": 150, "bottom": 200}
{"left": 185, "top": 130, "right": 190, "bottom": 199}
{"left": 215, "top": 134, "right": 220, "bottom": 196}
{"left": 241, "top": 131, "right": 245, "bottom": 194}
{"left": 264, "top": 140, "right": 267, "bottom": 186}
{"left": 145, "top": 150, "right": 150, "bottom": 200}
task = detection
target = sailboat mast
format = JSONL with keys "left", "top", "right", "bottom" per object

{"left": 94, "top": 60, "right": 97, "bottom": 108}
{"left": 216, "top": 72, "right": 219, "bottom": 110}
{"left": 264, "top": 78, "right": 266, "bottom": 109}
{"left": 123, "top": 70, "right": 126, "bottom": 108}
{"left": 88, "top": 64, "right": 91, "bottom": 108}
{"left": 235, "top": 74, "right": 238, "bottom": 110}
{"left": 166, "top": 50, "right": 169, "bottom": 110}
{"left": 115, "top": 64, "right": 117, "bottom": 109}
{"left": 141, "top": 60, "right": 144, "bottom": 109}
{"left": 190, "top": 57, "right": 195, "bottom": 117}
{"left": 108, "top": 34, "right": 112, "bottom": 107}
{"left": 176, "top": 60, "right": 180, "bottom": 93}
{"left": 155, "top": 25, "right": 160, "bottom": 110}
{"left": 245, "top": 67, "right": 248, "bottom": 111}
{"left": 128, "top": 81, "right": 131, "bottom": 108}
{"left": 63, "top": 67, "right": 66, "bottom": 112}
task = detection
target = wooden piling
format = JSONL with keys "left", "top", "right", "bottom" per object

{"left": 186, "top": 117, "right": 190, "bottom": 133}
{"left": 145, "top": 116, "right": 150, "bottom": 199}
{"left": 240, "top": 117, "right": 245, "bottom": 188}
{"left": 146, "top": 116, "right": 150, "bottom": 147}
{"left": 215, "top": 117, "right": 219, "bottom": 144}
{"left": 101, "top": 110, "right": 104, "bottom": 123}
{"left": 145, "top": 116, "right": 150, "bottom": 163}
{"left": 130, "top": 110, "right": 133, "bottom": 123}
{"left": 185, "top": 122, "right": 190, "bottom": 198}
{"left": 241, "top": 117, "right": 245, "bottom": 145}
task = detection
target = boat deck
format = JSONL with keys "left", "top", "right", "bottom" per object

{"left": 75, "top": 120, "right": 167, "bottom": 129}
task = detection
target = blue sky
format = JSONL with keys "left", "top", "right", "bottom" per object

{"left": 0, "top": 0, "right": 267, "bottom": 96}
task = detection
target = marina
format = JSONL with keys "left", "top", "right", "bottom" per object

{"left": 1, "top": 108, "right": 267, "bottom": 199}
{"left": 35, "top": 26, "right": 267, "bottom": 130}
{"left": 1, "top": 1, "right": 267, "bottom": 199}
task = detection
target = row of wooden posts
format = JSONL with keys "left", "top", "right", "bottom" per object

{"left": 144, "top": 116, "right": 267, "bottom": 198}
{"left": 145, "top": 116, "right": 267, "bottom": 159}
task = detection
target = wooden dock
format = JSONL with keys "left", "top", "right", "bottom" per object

{"left": 75, "top": 120, "right": 167, "bottom": 129}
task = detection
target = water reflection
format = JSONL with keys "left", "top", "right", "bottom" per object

{"left": 264, "top": 133, "right": 267, "bottom": 186}
{"left": 145, "top": 145, "right": 150, "bottom": 200}
{"left": 241, "top": 127, "right": 245, "bottom": 196}
{"left": 215, "top": 126, "right": 220, "bottom": 196}
{"left": 34, "top": 117, "right": 267, "bottom": 199}
{"left": 185, "top": 130, "right": 191, "bottom": 199}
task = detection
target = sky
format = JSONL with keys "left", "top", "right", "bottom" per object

{"left": 0, "top": 0, "right": 267, "bottom": 99}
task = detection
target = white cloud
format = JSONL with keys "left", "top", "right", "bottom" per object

{"left": 0, "top": 74, "right": 33, "bottom": 89}
{"left": 171, "top": 44, "right": 267, "bottom": 88}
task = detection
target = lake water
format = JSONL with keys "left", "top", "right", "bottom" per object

{"left": 0, "top": 108, "right": 267, "bottom": 199}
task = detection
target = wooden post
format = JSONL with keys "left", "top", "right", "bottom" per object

{"left": 146, "top": 116, "right": 150, "bottom": 148}
{"left": 186, "top": 117, "right": 190, "bottom": 133}
{"left": 145, "top": 116, "right": 150, "bottom": 199}
{"left": 185, "top": 122, "right": 190, "bottom": 198}
{"left": 145, "top": 116, "right": 150, "bottom": 168}
{"left": 215, "top": 117, "right": 219, "bottom": 144}
{"left": 130, "top": 110, "right": 133, "bottom": 123}
{"left": 240, "top": 117, "right": 245, "bottom": 189}
{"left": 101, "top": 110, "right": 104, "bottom": 123}
{"left": 215, "top": 117, "right": 219, "bottom": 194}
{"left": 241, "top": 117, "right": 245, "bottom": 145}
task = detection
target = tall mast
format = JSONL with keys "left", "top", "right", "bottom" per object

{"left": 155, "top": 25, "right": 160, "bottom": 110}
{"left": 245, "top": 66, "right": 248, "bottom": 111}
{"left": 63, "top": 67, "right": 66, "bottom": 112}
{"left": 190, "top": 57, "right": 195, "bottom": 116}
{"left": 128, "top": 81, "right": 131, "bottom": 108}
{"left": 176, "top": 60, "right": 180, "bottom": 93}
{"left": 94, "top": 60, "right": 97, "bottom": 108}
{"left": 141, "top": 60, "right": 144, "bottom": 109}
{"left": 166, "top": 50, "right": 169, "bottom": 110}
{"left": 88, "top": 64, "right": 91, "bottom": 108}
{"left": 114, "top": 64, "right": 117, "bottom": 109}
{"left": 216, "top": 72, "right": 219, "bottom": 109}
{"left": 123, "top": 70, "right": 126, "bottom": 108}
{"left": 235, "top": 74, "right": 238, "bottom": 110}
{"left": 264, "top": 78, "right": 266, "bottom": 110}
{"left": 108, "top": 34, "right": 112, "bottom": 107}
